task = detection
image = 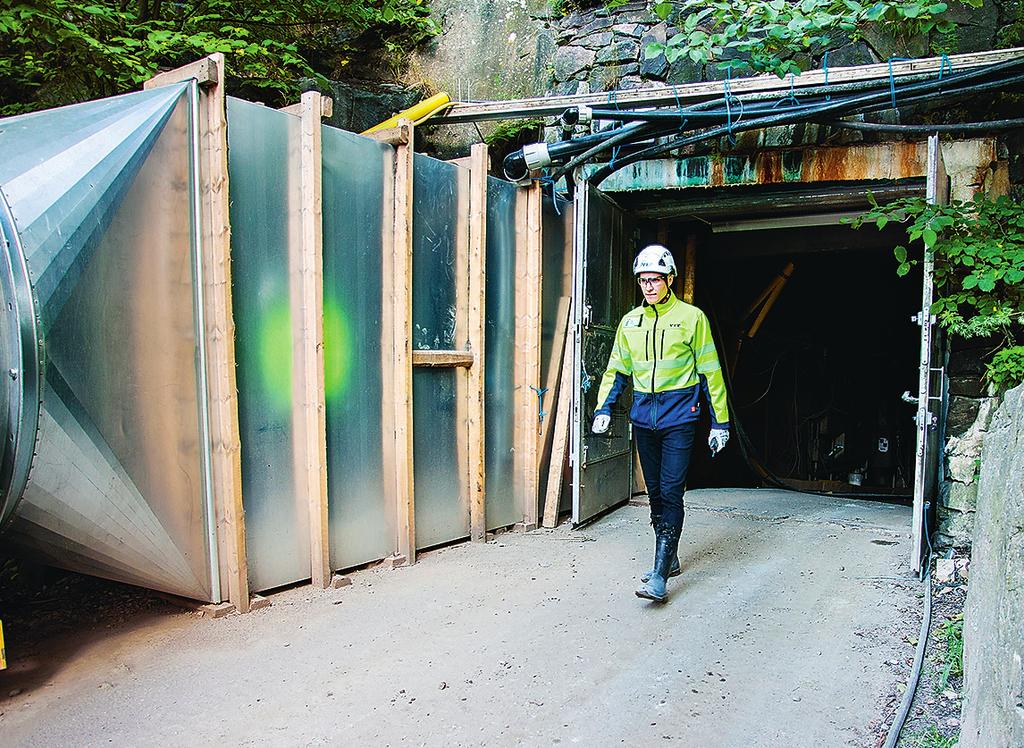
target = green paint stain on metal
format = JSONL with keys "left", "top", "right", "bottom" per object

{"left": 322, "top": 298, "right": 352, "bottom": 402}
{"left": 782, "top": 150, "right": 803, "bottom": 181}
{"left": 678, "top": 156, "right": 710, "bottom": 186}
{"left": 259, "top": 301, "right": 292, "bottom": 413}
{"left": 723, "top": 156, "right": 754, "bottom": 184}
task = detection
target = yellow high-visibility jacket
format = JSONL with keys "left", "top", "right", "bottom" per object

{"left": 595, "top": 292, "right": 730, "bottom": 430}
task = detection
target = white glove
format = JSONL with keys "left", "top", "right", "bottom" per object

{"left": 709, "top": 428, "right": 730, "bottom": 456}
{"left": 592, "top": 414, "right": 611, "bottom": 434}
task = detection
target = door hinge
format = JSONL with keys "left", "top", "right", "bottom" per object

{"left": 582, "top": 303, "right": 592, "bottom": 328}
{"left": 911, "top": 312, "right": 936, "bottom": 326}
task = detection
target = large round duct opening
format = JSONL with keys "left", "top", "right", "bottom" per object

{"left": 0, "top": 194, "right": 39, "bottom": 530}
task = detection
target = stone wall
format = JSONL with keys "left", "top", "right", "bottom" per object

{"left": 960, "top": 382, "right": 1024, "bottom": 748}
{"left": 937, "top": 340, "right": 998, "bottom": 549}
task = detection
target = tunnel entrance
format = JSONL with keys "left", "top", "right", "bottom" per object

{"left": 573, "top": 142, "right": 951, "bottom": 571}
{"left": 681, "top": 218, "right": 923, "bottom": 499}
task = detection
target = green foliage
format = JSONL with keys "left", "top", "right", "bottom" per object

{"left": 909, "top": 724, "right": 959, "bottom": 748}
{"left": 987, "top": 345, "right": 1024, "bottom": 392}
{"left": 645, "top": 0, "right": 979, "bottom": 78}
{"left": 0, "top": 0, "right": 439, "bottom": 114}
{"left": 850, "top": 193, "right": 1024, "bottom": 353}
{"left": 483, "top": 118, "right": 544, "bottom": 147}
{"left": 936, "top": 613, "right": 964, "bottom": 691}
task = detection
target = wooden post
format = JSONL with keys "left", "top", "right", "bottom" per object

{"left": 682, "top": 234, "right": 697, "bottom": 304}
{"left": 146, "top": 55, "right": 249, "bottom": 613}
{"left": 467, "top": 144, "right": 488, "bottom": 541}
{"left": 373, "top": 120, "right": 416, "bottom": 566}
{"left": 538, "top": 296, "right": 571, "bottom": 467}
{"left": 542, "top": 321, "right": 574, "bottom": 529}
{"left": 285, "top": 91, "right": 331, "bottom": 588}
{"left": 514, "top": 182, "right": 543, "bottom": 529}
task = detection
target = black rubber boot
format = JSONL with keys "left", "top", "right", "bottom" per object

{"left": 641, "top": 555, "right": 681, "bottom": 583}
{"left": 641, "top": 501, "right": 680, "bottom": 582}
{"left": 636, "top": 528, "right": 680, "bottom": 602}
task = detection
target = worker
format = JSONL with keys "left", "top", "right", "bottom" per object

{"left": 591, "top": 244, "right": 730, "bottom": 603}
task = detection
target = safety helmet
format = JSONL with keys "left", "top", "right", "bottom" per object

{"left": 633, "top": 244, "right": 676, "bottom": 277}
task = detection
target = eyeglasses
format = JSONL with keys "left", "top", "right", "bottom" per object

{"left": 637, "top": 276, "right": 666, "bottom": 288}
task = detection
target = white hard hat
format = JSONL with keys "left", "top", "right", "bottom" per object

{"left": 633, "top": 244, "right": 676, "bottom": 276}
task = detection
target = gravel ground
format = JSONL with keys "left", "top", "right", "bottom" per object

{"left": 1, "top": 488, "right": 921, "bottom": 747}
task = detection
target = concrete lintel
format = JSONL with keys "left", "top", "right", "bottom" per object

{"left": 593, "top": 138, "right": 996, "bottom": 194}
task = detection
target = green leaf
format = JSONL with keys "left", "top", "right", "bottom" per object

{"left": 894, "top": 246, "right": 907, "bottom": 262}
{"left": 922, "top": 228, "right": 938, "bottom": 247}
{"left": 877, "top": 215, "right": 889, "bottom": 230}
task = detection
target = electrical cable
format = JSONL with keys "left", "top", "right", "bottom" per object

{"left": 882, "top": 504, "right": 934, "bottom": 748}
{"left": 829, "top": 117, "right": 1024, "bottom": 133}
{"left": 505, "top": 58, "right": 1024, "bottom": 182}
{"left": 587, "top": 63, "right": 1024, "bottom": 184}
{"left": 576, "top": 59, "right": 1024, "bottom": 183}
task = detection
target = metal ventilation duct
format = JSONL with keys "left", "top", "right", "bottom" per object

{"left": 0, "top": 83, "right": 217, "bottom": 600}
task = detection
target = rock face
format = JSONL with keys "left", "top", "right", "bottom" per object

{"left": 938, "top": 340, "right": 999, "bottom": 549}
{"left": 323, "top": 81, "right": 421, "bottom": 134}
{"left": 960, "top": 382, "right": 1024, "bottom": 748}
{"left": 406, "top": 0, "right": 553, "bottom": 102}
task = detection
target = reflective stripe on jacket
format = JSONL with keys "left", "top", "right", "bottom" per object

{"left": 594, "top": 292, "right": 730, "bottom": 430}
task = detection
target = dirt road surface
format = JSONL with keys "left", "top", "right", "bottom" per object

{"left": 0, "top": 488, "right": 920, "bottom": 747}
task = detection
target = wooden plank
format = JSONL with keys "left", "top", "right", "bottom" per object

{"left": 436, "top": 47, "right": 1024, "bottom": 123}
{"left": 146, "top": 54, "right": 249, "bottom": 613}
{"left": 387, "top": 121, "right": 416, "bottom": 565}
{"left": 467, "top": 143, "right": 488, "bottom": 542}
{"left": 368, "top": 126, "right": 411, "bottom": 147}
{"left": 682, "top": 235, "right": 697, "bottom": 304}
{"left": 379, "top": 138, "right": 398, "bottom": 564}
{"left": 542, "top": 324, "right": 575, "bottom": 529}
{"left": 538, "top": 296, "right": 571, "bottom": 477}
{"left": 514, "top": 182, "right": 544, "bottom": 529}
{"left": 412, "top": 350, "right": 475, "bottom": 367}
{"left": 144, "top": 57, "right": 217, "bottom": 90}
{"left": 453, "top": 159, "right": 472, "bottom": 546}
{"left": 288, "top": 91, "right": 330, "bottom": 589}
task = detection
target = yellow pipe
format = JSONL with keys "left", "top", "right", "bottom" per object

{"left": 361, "top": 93, "right": 453, "bottom": 135}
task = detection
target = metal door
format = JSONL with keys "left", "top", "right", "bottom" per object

{"left": 912, "top": 134, "right": 949, "bottom": 573}
{"left": 571, "top": 183, "right": 635, "bottom": 524}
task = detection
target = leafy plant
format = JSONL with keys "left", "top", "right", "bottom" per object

{"left": 0, "top": 0, "right": 440, "bottom": 114}
{"left": 645, "top": 0, "right": 980, "bottom": 78}
{"left": 850, "top": 193, "right": 1024, "bottom": 368}
{"left": 986, "top": 345, "right": 1024, "bottom": 392}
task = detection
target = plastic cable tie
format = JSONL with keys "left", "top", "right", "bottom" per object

{"left": 823, "top": 51, "right": 831, "bottom": 101}
{"left": 939, "top": 53, "right": 953, "bottom": 82}
{"left": 887, "top": 57, "right": 913, "bottom": 111}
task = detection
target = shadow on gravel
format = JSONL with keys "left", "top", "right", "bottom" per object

{"left": 0, "top": 559, "right": 186, "bottom": 700}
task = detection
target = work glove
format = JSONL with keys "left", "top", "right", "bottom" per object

{"left": 709, "top": 428, "right": 730, "bottom": 457}
{"left": 592, "top": 413, "right": 611, "bottom": 434}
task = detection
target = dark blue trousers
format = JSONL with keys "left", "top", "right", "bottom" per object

{"left": 634, "top": 422, "right": 696, "bottom": 537}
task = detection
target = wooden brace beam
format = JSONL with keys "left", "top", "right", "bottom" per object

{"left": 412, "top": 350, "right": 476, "bottom": 368}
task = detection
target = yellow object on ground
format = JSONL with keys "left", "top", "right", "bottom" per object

{"left": 1, "top": 619, "right": 6, "bottom": 670}
{"left": 361, "top": 93, "right": 452, "bottom": 135}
